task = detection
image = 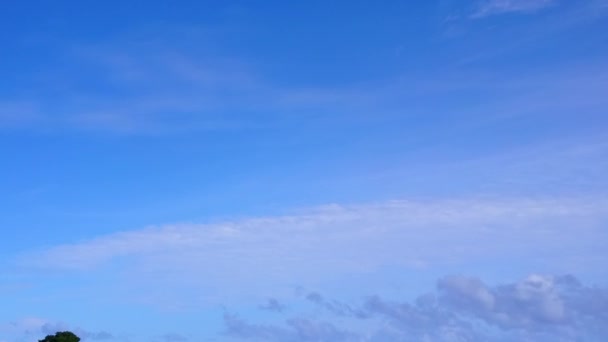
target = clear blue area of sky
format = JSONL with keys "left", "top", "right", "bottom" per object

{"left": 1, "top": 1, "right": 608, "bottom": 341}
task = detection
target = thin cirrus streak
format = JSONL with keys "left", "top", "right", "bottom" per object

{"left": 17, "top": 196, "right": 608, "bottom": 304}
{"left": 471, "top": 0, "right": 556, "bottom": 18}
{"left": 2, "top": 29, "right": 607, "bottom": 135}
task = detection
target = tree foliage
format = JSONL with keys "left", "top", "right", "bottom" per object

{"left": 38, "top": 331, "right": 81, "bottom": 342}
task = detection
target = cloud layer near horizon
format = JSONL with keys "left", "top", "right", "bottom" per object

{"left": 224, "top": 273, "right": 608, "bottom": 341}
{"left": 16, "top": 196, "right": 608, "bottom": 307}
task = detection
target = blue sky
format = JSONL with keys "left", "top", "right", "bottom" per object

{"left": 1, "top": 0, "right": 608, "bottom": 341}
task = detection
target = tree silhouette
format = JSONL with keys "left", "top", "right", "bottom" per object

{"left": 38, "top": 331, "right": 80, "bottom": 342}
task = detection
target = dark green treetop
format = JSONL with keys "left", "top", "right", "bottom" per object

{"left": 38, "top": 331, "right": 81, "bottom": 342}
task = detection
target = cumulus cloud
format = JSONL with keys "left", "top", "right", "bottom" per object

{"left": 225, "top": 274, "right": 608, "bottom": 341}
{"left": 472, "top": 0, "right": 556, "bottom": 18}
{"left": 440, "top": 275, "right": 569, "bottom": 328}
{"left": 439, "top": 274, "right": 608, "bottom": 337}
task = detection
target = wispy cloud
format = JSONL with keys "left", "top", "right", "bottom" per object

{"left": 0, "top": 318, "right": 114, "bottom": 342}
{"left": 157, "top": 332, "right": 189, "bottom": 342}
{"left": 17, "top": 196, "right": 608, "bottom": 307}
{"left": 4, "top": 26, "right": 607, "bottom": 135}
{"left": 0, "top": 101, "right": 43, "bottom": 128}
{"left": 472, "top": 0, "right": 556, "bottom": 18}
{"left": 5, "top": 39, "right": 382, "bottom": 135}
{"left": 224, "top": 314, "right": 359, "bottom": 342}
{"left": 259, "top": 298, "right": 287, "bottom": 313}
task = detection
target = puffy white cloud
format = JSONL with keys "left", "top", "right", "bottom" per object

{"left": 225, "top": 274, "right": 608, "bottom": 341}
{"left": 439, "top": 274, "right": 570, "bottom": 328}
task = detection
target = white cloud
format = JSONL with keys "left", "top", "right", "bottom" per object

{"left": 10, "top": 40, "right": 381, "bottom": 135}
{"left": 17, "top": 196, "right": 608, "bottom": 306}
{"left": 435, "top": 274, "right": 608, "bottom": 339}
{"left": 0, "top": 101, "right": 42, "bottom": 128}
{"left": 5, "top": 28, "right": 607, "bottom": 136}
{"left": 472, "top": 0, "right": 556, "bottom": 18}
{"left": 225, "top": 273, "right": 608, "bottom": 341}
